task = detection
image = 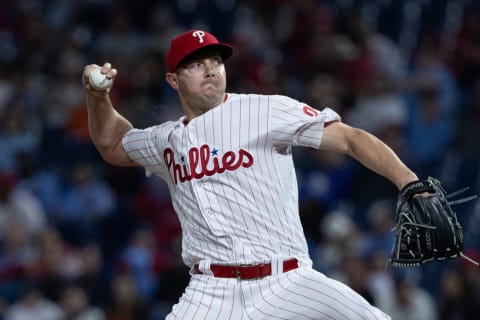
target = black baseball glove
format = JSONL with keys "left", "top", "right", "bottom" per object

{"left": 389, "top": 177, "right": 478, "bottom": 267}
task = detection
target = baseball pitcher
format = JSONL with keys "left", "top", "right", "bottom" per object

{"left": 82, "top": 29, "right": 474, "bottom": 319}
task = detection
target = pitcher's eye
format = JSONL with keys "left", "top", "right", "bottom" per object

{"left": 187, "top": 62, "right": 203, "bottom": 72}
{"left": 212, "top": 56, "right": 222, "bottom": 65}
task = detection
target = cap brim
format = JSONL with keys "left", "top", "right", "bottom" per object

{"left": 175, "top": 43, "right": 234, "bottom": 71}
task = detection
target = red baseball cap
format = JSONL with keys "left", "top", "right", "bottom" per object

{"left": 166, "top": 30, "right": 234, "bottom": 73}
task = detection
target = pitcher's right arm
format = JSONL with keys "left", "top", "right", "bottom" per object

{"left": 83, "top": 63, "right": 136, "bottom": 166}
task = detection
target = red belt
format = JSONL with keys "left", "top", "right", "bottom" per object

{"left": 192, "top": 259, "right": 298, "bottom": 280}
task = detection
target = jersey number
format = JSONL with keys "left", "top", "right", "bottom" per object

{"left": 303, "top": 105, "right": 319, "bottom": 117}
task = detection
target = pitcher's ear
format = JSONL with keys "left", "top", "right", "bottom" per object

{"left": 165, "top": 73, "right": 179, "bottom": 89}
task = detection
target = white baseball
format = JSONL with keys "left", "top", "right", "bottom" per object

{"left": 88, "top": 67, "right": 112, "bottom": 90}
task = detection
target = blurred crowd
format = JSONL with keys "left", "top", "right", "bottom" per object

{"left": 0, "top": 0, "right": 480, "bottom": 319}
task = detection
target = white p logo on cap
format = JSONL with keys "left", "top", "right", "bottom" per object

{"left": 192, "top": 30, "right": 206, "bottom": 43}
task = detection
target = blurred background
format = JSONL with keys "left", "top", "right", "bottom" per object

{"left": 0, "top": 0, "right": 479, "bottom": 319}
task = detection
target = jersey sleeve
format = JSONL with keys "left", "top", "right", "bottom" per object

{"left": 121, "top": 124, "right": 171, "bottom": 176}
{"left": 269, "top": 95, "right": 341, "bottom": 148}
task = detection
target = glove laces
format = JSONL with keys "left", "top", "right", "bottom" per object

{"left": 448, "top": 185, "right": 479, "bottom": 266}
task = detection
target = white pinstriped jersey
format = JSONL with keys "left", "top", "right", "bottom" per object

{"left": 122, "top": 93, "right": 340, "bottom": 268}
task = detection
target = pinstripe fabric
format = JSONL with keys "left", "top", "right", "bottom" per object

{"left": 122, "top": 93, "right": 339, "bottom": 267}
{"left": 166, "top": 268, "right": 389, "bottom": 320}
{"left": 122, "top": 93, "right": 390, "bottom": 319}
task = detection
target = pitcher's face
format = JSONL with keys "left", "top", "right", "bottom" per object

{"left": 166, "top": 50, "right": 227, "bottom": 116}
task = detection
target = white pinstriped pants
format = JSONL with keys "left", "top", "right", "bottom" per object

{"left": 165, "top": 266, "right": 390, "bottom": 320}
